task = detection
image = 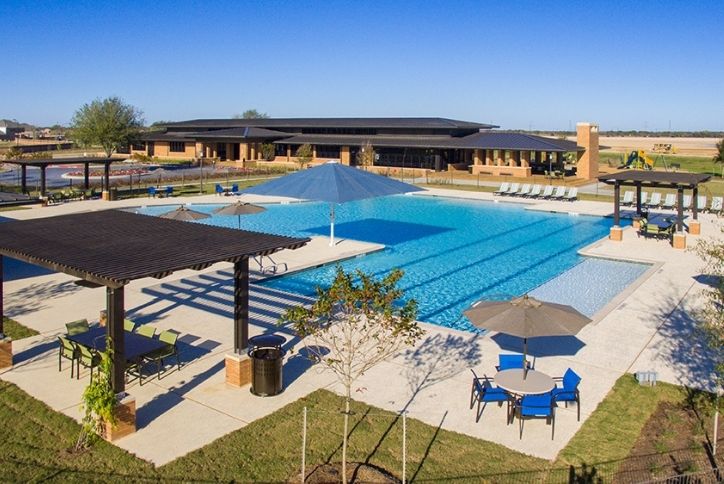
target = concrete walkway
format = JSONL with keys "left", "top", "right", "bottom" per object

{"left": 1, "top": 188, "right": 721, "bottom": 463}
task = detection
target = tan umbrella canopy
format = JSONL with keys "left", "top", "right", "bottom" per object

{"left": 213, "top": 201, "right": 266, "bottom": 229}
{"left": 464, "top": 294, "right": 591, "bottom": 370}
{"left": 159, "top": 205, "right": 210, "bottom": 222}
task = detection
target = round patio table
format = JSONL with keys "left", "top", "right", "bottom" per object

{"left": 494, "top": 369, "right": 555, "bottom": 396}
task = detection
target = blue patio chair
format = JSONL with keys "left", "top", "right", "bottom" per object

{"left": 496, "top": 353, "right": 530, "bottom": 371}
{"left": 552, "top": 368, "right": 582, "bottom": 421}
{"left": 514, "top": 392, "right": 556, "bottom": 440}
{"left": 231, "top": 183, "right": 240, "bottom": 195}
{"left": 470, "top": 369, "right": 511, "bottom": 423}
{"left": 215, "top": 184, "right": 224, "bottom": 196}
{"left": 165, "top": 186, "right": 173, "bottom": 197}
{"left": 148, "top": 186, "right": 157, "bottom": 198}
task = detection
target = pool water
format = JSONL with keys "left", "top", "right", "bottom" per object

{"left": 139, "top": 196, "right": 648, "bottom": 332}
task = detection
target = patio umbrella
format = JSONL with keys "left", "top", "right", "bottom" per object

{"left": 212, "top": 201, "right": 266, "bottom": 229}
{"left": 464, "top": 294, "right": 591, "bottom": 376}
{"left": 159, "top": 205, "right": 210, "bottom": 222}
{"left": 243, "top": 161, "right": 424, "bottom": 246}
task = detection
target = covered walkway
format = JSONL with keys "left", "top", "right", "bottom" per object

{"left": 4, "top": 157, "right": 120, "bottom": 197}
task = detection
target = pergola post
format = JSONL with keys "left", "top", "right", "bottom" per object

{"left": 226, "top": 257, "right": 252, "bottom": 388}
{"left": 106, "top": 286, "right": 125, "bottom": 393}
{"left": 40, "top": 166, "right": 47, "bottom": 197}
{"left": 102, "top": 162, "right": 111, "bottom": 200}
{"left": 610, "top": 181, "right": 623, "bottom": 241}
{"left": 0, "top": 254, "right": 10, "bottom": 369}
{"left": 635, "top": 182, "right": 642, "bottom": 216}
{"left": 20, "top": 165, "right": 27, "bottom": 194}
{"left": 673, "top": 186, "right": 687, "bottom": 249}
{"left": 690, "top": 186, "right": 701, "bottom": 235}
{"left": 84, "top": 162, "right": 90, "bottom": 190}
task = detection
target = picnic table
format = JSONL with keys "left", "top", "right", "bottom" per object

{"left": 67, "top": 326, "right": 166, "bottom": 363}
{"left": 494, "top": 368, "right": 555, "bottom": 396}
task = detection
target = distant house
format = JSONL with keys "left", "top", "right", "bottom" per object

{"left": 0, "top": 121, "right": 24, "bottom": 141}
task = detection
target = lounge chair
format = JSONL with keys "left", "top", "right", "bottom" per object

{"left": 513, "top": 392, "right": 556, "bottom": 440}
{"left": 215, "top": 184, "right": 224, "bottom": 196}
{"left": 645, "top": 192, "right": 662, "bottom": 208}
{"left": 76, "top": 345, "right": 100, "bottom": 381}
{"left": 639, "top": 191, "right": 649, "bottom": 207}
{"left": 709, "top": 196, "right": 723, "bottom": 215}
{"left": 540, "top": 185, "right": 554, "bottom": 198}
{"left": 661, "top": 193, "right": 676, "bottom": 210}
{"left": 231, "top": 183, "right": 240, "bottom": 195}
{"left": 621, "top": 191, "right": 634, "bottom": 206}
{"left": 496, "top": 353, "right": 529, "bottom": 371}
{"left": 58, "top": 336, "right": 76, "bottom": 377}
{"left": 516, "top": 184, "right": 531, "bottom": 197}
{"left": 493, "top": 182, "right": 510, "bottom": 196}
{"left": 124, "top": 319, "right": 136, "bottom": 332}
{"left": 563, "top": 187, "right": 578, "bottom": 201}
{"left": 65, "top": 319, "right": 90, "bottom": 336}
{"left": 552, "top": 368, "right": 582, "bottom": 421}
{"left": 550, "top": 186, "right": 566, "bottom": 200}
{"left": 696, "top": 196, "right": 707, "bottom": 212}
{"left": 470, "top": 370, "right": 511, "bottom": 423}
{"left": 143, "top": 330, "right": 181, "bottom": 380}
{"left": 165, "top": 186, "right": 174, "bottom": 198}
{"left": 148, "top": 186, "right": 157, "bottom": 198}
{"left": 681, "top": 194, "right": 692, "bottom": 211}
{"left": 505, "top": 183, "right": 520, "bottom": 196}
{"left": 527, "top": 184, "right": 542, "bottom": 198}
{"left": 136, "top": 325, "right": 156, "bottom": 338}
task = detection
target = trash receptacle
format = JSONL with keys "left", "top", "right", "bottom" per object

{"left": 248, "top": 334, "right": 286, "bottom": 397}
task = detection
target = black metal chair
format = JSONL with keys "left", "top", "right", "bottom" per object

{"left": 142, "top": 330, "right": 181, "bottom": 381}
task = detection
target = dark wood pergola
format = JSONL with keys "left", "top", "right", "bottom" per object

{"left": 598, "top": 170, "right": 711, "bottom": 237}
{"left": 0, "top": 210, "right": 309, "bottom": 393}
{"left": 3, "top": 157, "right": 121, "bottom": 195}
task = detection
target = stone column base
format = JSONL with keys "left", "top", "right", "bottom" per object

{"left": 632, "top": 218, "right": 641, "bottom": 230}
{"left": 225, "top": 353, "right": 251, "bottom": 387}
{"left": 673, "top": 232, "right": 687, "bottom": 249}
{"left": 103, "top": 394, "right": 136, "bottom": 441}
{"left": 688, "top": 220, "right": 701, "bottom": 235}
{"left": 610, "top": 226, "right": 623, "bottom": 241}
{"left": 102, "top": 190, "right": 111, "bottom": 201}
{"left": 0, "top": 339, "right": 13, "bottom": 369}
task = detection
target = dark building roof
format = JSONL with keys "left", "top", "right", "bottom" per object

{"left": 0, "top": 210, "right": 309, "bottom": 287}
{"left": 192, "top": 127, "right": 291, "bottom": 140}
{"left": 140, "top": 131, "right": 197, "bottom": 142}
{"left": 162, "top": 117, "right": 497, "bottom": 130}
{"left": 3, "top": 157, "right": 119, "bottom": 166}
{"left": 598, "top": 170, "right": 712, "bottom": 187}
{"left": 272, "top": 132, "right": 582, "bottom": 152}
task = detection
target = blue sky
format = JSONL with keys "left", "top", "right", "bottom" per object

{"left": 2, "top": 0, "right": 723, "bottom": 130}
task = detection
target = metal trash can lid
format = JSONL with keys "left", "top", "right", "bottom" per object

{"left": 248, "top": 334, "right": 286, "bottom": 349}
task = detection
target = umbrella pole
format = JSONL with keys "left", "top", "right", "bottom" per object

{"left": 329, "top": 203, "right": 335, "bottom": 247}
{"left": 523, "top": 338, "right": 528, "bottom": 380}
{"left": 237, "top": 214, "right": 241, "bottom": 230}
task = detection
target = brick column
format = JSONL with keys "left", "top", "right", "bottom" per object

{"left": 473, "top": 149, "right": 482, "bottom": 165}
{"left": 576, "top": 122, "right": 599, "bottom": 180}
{"left": 225, "top": 353, "right": 251, "bottom": 387}
{"left": 510, "top": 151, "right": 520, "bottom": 167}
{"left": 485, "top": 149, "right": 493, "bottom": 166}
{"left": 103, "top": 394, "right": 136, "bottom": 441}
{"left": 496, "top": 150, "right": 505, "bottom": 166}
{"left": 520, "top": 151, "right": 530, "bottom": 168}
{"left": 340, "top": 146, "right": 351, "bottom": 165}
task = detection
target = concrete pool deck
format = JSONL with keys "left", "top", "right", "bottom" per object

{"left": 1, "top": 188, "right": 721, "bottom": 463}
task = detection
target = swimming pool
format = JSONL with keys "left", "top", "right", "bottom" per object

{"left": 138, "top": 196, "right": 649, "bottom": 332}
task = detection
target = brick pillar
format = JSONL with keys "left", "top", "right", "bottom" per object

{"left": 103, "top": 394, "right": 136, "bottom": 441}
{"left": 473, "top": 149, "right": 482, "bottom": 165}
{"left": 510, "top": 151, "right": 520, "bottom": 167}
{"left": 286, "top": 145, "right": 291, "bottom": 162}
{"left": 485, "top": 149, "right": 493, "bottom": 166}
{"left": 520, "top": 151, "right": 530, "bottom": 168}
{"left": 195, "top": 142, "right": 203, "bottom": 158}
{"left": 225, "top": 353, "right": 251, "bottom": 387}
{"left": 249, "top": 144, "right": 256, "bottom": 160}
{"left": 0, "top": 339, "right": 11, "bottom": 369}
{"left": 496, "top": 150, "right": 505, "bottom": 166}
{"left": 576, "top": 122, "right": 599, "bottom": 180}
{"left": 340, "top": 146, "right": 351, "bottom": 165}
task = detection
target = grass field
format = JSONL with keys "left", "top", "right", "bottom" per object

{"left": 600, "top": 152, "right": 721, "bottom": 177}
{"left": 2, "top": 316, "right": 39, "bottom": 339}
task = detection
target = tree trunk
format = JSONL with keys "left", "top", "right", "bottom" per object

{"left": 342, "top": 393, "right": 350, "bottom": 484}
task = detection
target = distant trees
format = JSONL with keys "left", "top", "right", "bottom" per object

{"left": 295, "top": 143, "right": 313, "bottom": 169}
{"left": 232, "top": 109, "right": 269, "bottom": 119}
{"left": 4, "top": 146, "right": 23, "bottom": 160}
{"left": 71, "top": 97, "right": 144, "bottom": 157}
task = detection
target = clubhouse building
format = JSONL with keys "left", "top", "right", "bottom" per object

{"left": 132, "top": 118, "right": 599, "bottom": 179}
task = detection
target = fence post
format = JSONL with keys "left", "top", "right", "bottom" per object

{"left": 301, "top": 406, "right": 307, "bottom": 483}
{"left": 402, "top": 411, "right": 407, "bottom": 484}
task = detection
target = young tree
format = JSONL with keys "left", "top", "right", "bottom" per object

{"left": 232, "top": 109, "right": 269, "bottom": 119}
{"left": 714, "top": 138, "right": 724, "bottom": 177}
{"left": 356, "top": 140, "right": 375, "bottom": 170}
{"left": 4, "top": 146, "right": 23, "bottom": 160}
{"left": 261, "top": 143, "right": 276, "bottom": 161}
{"left": 695, "top": 229, "right": 724, "bottom": 387}
{"left": 283, "top": 267, "right": 423, "bottom": 483}
{"left": 71, "top": 97, "right": 144, "bottom": 157}
{"left": 295, "top": 143, "right": 313, "bottom": 169}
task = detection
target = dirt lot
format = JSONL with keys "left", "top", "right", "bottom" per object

{"left": 565, "top": 136, "right": 720, "bottom": 156}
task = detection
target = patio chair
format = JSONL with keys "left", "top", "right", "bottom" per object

{"left": 640, "top": 191, "right": 649, "bottom": 206}
{"left": 231, "top": 183, "right": 240, "bottom": 195}
{"left": 661, "top": 193, "right": 676, "bottom": 210}
{"left": 550, "top": 186, "right": 566, "bottom": 200}
{"left": 621, "top": 191, "right": 634, "bottom": 206}
{"left": 637, "top": 217, "right": 648, "bottom": 238}
{"left": 505, "top": 183, "right": 520, "bottom": 196}
{"left": 165, "top": 186, "right": 174, "bottom": 198}
{"left": 493, "top": 182, "right": 510, "bottom": 196}
{"left": 696, "top": 196, "right": 707, "bottom": 212}
{"left": 124, "top": 319, "right": 136, "bottom": 332}
{"left": 135, "top": 325, "right": 156, "bottom": 338}
{"left": 563, "top": 187, "right": 578, "bottom": 201}
{"left": 645, "top": 192, "right": 662, "bottom": 208}
{"left": 470, "top": 369, "right": 511, "bottom": 423}
{"left": 496, "top": 354, "right": 530, "bottom": 371}
{"left": 527, "top": 184, "right": 542, "bottom": 198}
{"left": 65, "top": 319, "right": 90, "bottom": 336}
{"left": 513, "top": 392, "right": 556, "bottom": 440}
{"left": 76, "top": 344, "right": 101, "bottom": 381}
{"left": 681, "top": 194, "right": 692, "bottom": 211}
{"left": 148, "top": 186, "right": 156, "bottom": 198}
{"left": 516, "top": 184, "right": 531, "bottom": 197}
{"left": 540, "top": 185, "right": 554, "bottom": 198}
{"left": 709, "top": 196, "right": 723, "bottom": 215}
{"left": 143, "top": 330, "right": 181, "bottom": 380}
{"left": 552, "top": 368, "right": 582, "bottom": 421}
{"left": 215, "top": 184, "right": 224, "bottom": 196}
{"left": 57, "top": 336, "right": 77, "bottom": 378}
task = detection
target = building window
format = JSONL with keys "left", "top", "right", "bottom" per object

{"left": 131, "top": 142, "right": 146, "bottom": 151}
{"left": 170, "top": 141, "right": 185, "bottom": 153}
{"left": 316, "top": 146, "right": 341, "bottom": 159}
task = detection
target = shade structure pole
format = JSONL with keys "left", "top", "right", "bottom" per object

{"left": 677, "top": 187, "right": 684, "bottom": 232}
{"left": 329, "top": 203, "right": 335, "bottom": 247}
{"left": 104, "top": 162, "right": 111, "bottom": 193}
{"left": 635, "top": 182, "right": 642, "bottom": 216}
{"left": 0, "top": 255, "right": 4, "bottom": 336}
{"left": 523, "top": 337, "right": 528, "bottom": 380}
{"left": 40, "top": 166, "right": 47, "bottom": 196}
{"left": 20, "top": 165, "right": 27, "bottom": 194}
{"left": 106, "top": 286, "right": 125, "bottom": 394}
{"left": 692, "top": 186, "right": 698, "bottom": 221}
{"left": 233, "top": 258, "right": 250, "bottom": 353}
{"left": 613, "top": 182, "right": 621, "bottom": 226}
{"left": 84, "top": 162, "right": 90, "bottom": 190}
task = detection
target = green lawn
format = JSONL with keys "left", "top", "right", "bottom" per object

{"left": 600, "top": 152, "right": 721, "bottom": 177}
{"left": 3, "top": 316, "right": 39, "bottom": 340}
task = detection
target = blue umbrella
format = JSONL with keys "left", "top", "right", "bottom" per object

{"left": 244, "top": 161, "right": 424, "bottom": 246}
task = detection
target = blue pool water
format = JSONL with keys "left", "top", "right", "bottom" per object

{"left": 138, "top": 196, "right": 649, "bottom": 332}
